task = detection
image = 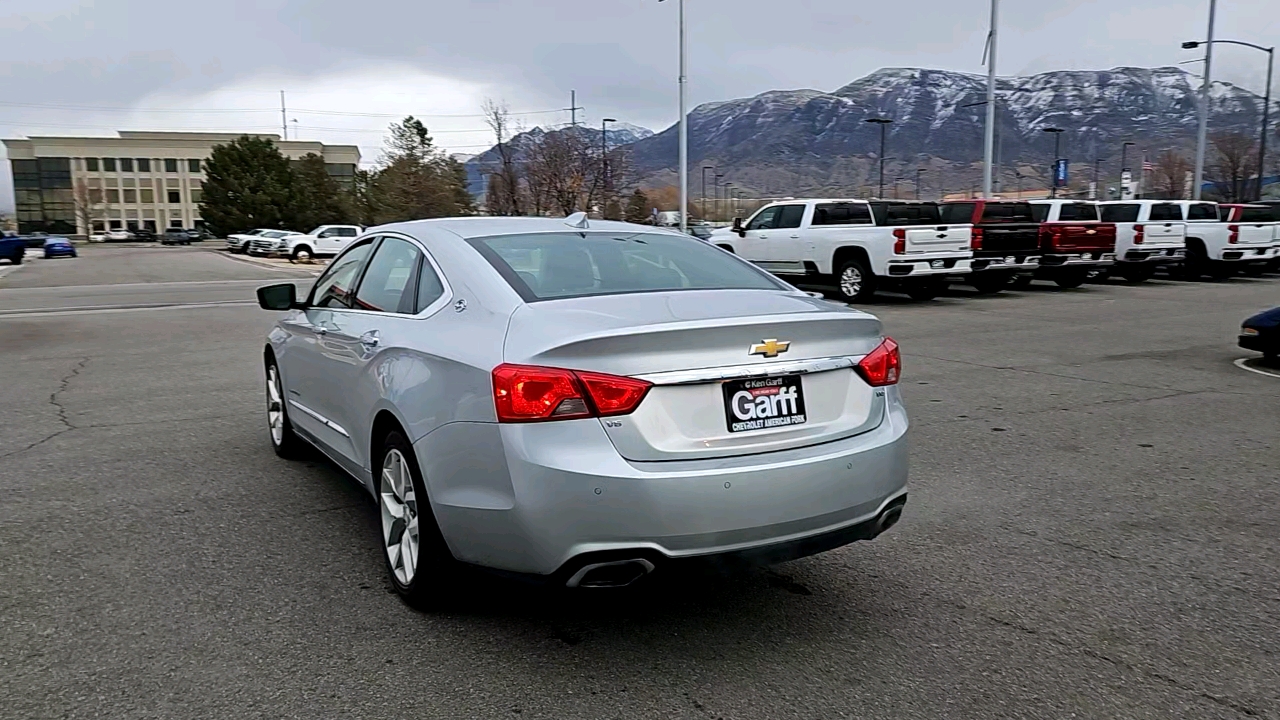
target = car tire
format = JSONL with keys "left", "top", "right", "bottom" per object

{"left": 970, "top": 273, "right": 1010, "bottom": 294}
{"left": 1241, "top": 263, "right": 1266, "bottom": 278}
{"left": 11, "top": 255, "right": 21, "bottom": 265}
{"left": 1053, "top": 269, "right": 1088, "bottom": 289}
{"left": 375, "top": 428, "right": 459, "bottom": 610}
{"left": 291, "top": 246, "right": 313, "bottom": 263}
{"left": 1119, "top": 264, "right": 1157, "bottom": 283}
{"left": 835, "top": 258, "right": 876, "bottom": 302}
{"left": 265, "top": 358, "right": 308, "bottom": 459}
{"left": 905, "top": 280, "right": 945, "bottom": 301}
{"left": 1206, "top": 261, "right": 1234, "bottom": 281}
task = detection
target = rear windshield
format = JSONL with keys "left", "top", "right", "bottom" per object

{"left": 870, "top": 203, "right": 942, "bottom": 226}
{"left": 468, "top": 231, "right": 788, "bottom": 301}
{"left": 1101, "top": 204, "right": 1140, "bottom": 222}
{"left": 1187, "top": 203, "right": 1218, "bottom": 221}
{"left": 1057, "top": 202, "right": 1100, "bottom": 221}
{"left": 1239, "top": 207, "right": 1275, "bottom": 222}
{"left": 939, "top": 203, "right": 977, "bottom": 224}
{"left": 979, "top": 202, "right": 1035, "bottom": 223}
{"left": 1148, "top": 203, "right": 1181, "bottom": 221}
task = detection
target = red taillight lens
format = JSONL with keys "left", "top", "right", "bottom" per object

{"left": 1228, "top": 224, "right": 1239, "bottom": 243}
{"left": 970, "top": 227, "right": 983, "bottom": 250}
{"left": 856, "top": 337, "right": 901, "bottom": 387}
{"left": 892, "top": 228, "right": 906, "bottom": 254}
{"left": 491, "top": 364, "right": 651, "bottom": 422}
{"left": 575, "top": 370, "right": 652, "bottom": 417}
{"left": 1133, "top": 224, "right": 1144, "bottom": 244}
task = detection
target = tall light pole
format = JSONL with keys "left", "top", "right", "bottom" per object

{"left": 1121, "top": 141, "right": 1136, "bottom": 198}
{"left": 714, "top": 173, "right": 723, "bottom": 221}
{"left": 1184, "top": 38, "right": 1273, "bottom": 200}
{"left": 701, "top": 166, "right": 713, "bottom": 220}
{"left": 659, "top": 0, "right": 688, "bottom": 230}
{"left": 916, "top": 168, "right": 926, "bottom": 200}
{"left": 982, "top": 0, "right": 1000, "bottom": 197}
{"left": 601, "top": 118, "right": 616, "bottom": 206}
{"left": 1043, "top": 127, "right": 1065, "bottom": 198}
{"left": 865, "top": 118, "right": 893, "bottom": 198}
{"left": 1191, "top": 0, "right": 1217, "bottom": 200}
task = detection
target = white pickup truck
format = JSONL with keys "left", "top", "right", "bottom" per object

{"left": 249, "top": 224, "right": 364, "bottom": 262}
{"left": 1097, "top": 200, "right": 1188, "bottom": 282}
{"left": 1218, "top": 204, "right": 1280, "bottom": 276}
{"left": 1172, "top": 201, "right": 1279, "bottom": 280}
{"left": 709, "top": 199, "right": 973, "bottom": 301}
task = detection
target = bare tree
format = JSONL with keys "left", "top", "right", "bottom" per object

{"left": 72, "top": 179, "right": 105, "bottom": 236}
{"left": 1152, "top": 150, "right": 1192, "bottom": 199}
{"left": 1209, "top": 131, "right": 1257, "bottom": 202}
{"left": 482, "top": 99, "right": 524, "bottom": 216}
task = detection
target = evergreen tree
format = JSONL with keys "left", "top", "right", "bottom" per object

{"left": 290, "top": 153, "right": 349, "bottom": 230}
{"left": 200, "top": 136, "right": 295, "bottom": 236}
{"left": 624, "top": 189, "right": 650, "bottom": 224}
{"left": 370, "top": 116, "right": 474, "bottom": 223}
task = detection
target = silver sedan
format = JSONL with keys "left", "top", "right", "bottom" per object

{"left": 256, "top": 215, "right": 908, "bottom": 606}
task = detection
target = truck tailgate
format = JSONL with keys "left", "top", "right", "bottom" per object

{"left": 1042, "top": 223, "right": 1116, "bottom": 252}
{"left": 976, "top": 224, "right": 1040, "bottom": 254}
{"left": 903, "top": 225, "right": 970, "bottom": 254}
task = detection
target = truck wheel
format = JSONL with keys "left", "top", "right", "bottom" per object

{"left": 835, "top": 259, "right": 876, "bottom": 302}
{"left": 291, "top": 246, "right": 312, "bottom": 263}
{"left": 971, "top": 273, "right": 1010, "bottom": 294}
{"left": 11, "top": 255, "right": 22, "bottom": 265}
{"left": 1241, "top": 263, "right": 1266, "bottom": 278}
{"left": 1119, "top": 264, "right": 1156, "bottom": 283}
{"left": 1053, "top": 269, "right": 1088, "bottom": 289}
{"left": 906, "top": 280, "right": 945, "bottom": 301}
{"left": 1206, "top": 261, "right": 1235, "bottom": 281}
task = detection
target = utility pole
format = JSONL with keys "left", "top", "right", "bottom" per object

{"left": 280, "top": 90, "right": 288, "bottom": 140}
{"left": 714, "top": 173, "right": 723, "bottom": 221}
{"left": 1192, "top": 0, "right": 1217, "bottom": 200}
{"left": 1259, "top": 48, "right": 1273, "bottom": 201}
{"left": 602, "top": 118, "right": 616, "bottom": 204}
{"left": 568, "top": 90, "right": 584, "bottom": 127}
{"left": 1043, "top": 127, "right": 1065, "bottom": 198}
{"left": 865, "top": 118, "right": 893, "bottom": 198}
{"left": 982, "top": 0, "right": 999, "bottom": 197}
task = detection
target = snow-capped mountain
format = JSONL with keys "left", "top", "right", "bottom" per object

{"left": 464, "top": 123, "right": 654, "bottom": 197}
{"left": 625, "top": 66, "right": 1272, "bottom": 196}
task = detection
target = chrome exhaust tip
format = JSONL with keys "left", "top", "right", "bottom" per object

{"left": 565, "top": 559, "right": 655, "bottom": 588}
{"left": 875, "top": 506, "right": 904, "bottom": 536}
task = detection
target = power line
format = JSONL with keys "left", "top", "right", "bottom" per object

{"left": 0, "top": 100, "right": 567, "bottom": 119}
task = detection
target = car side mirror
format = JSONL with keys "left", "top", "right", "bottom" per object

{"left": 732, "top": 217, "right": 745, "bottom": 236}
{"left": 257, "top": 283, "right": 302, "bottom": 310}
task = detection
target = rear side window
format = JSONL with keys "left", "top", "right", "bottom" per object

{"left": 1058, "top": 203, "right": 1099, "bottom": 221}
{"left": 979, "top": 202, "right": 1034, "bottom": 223}
{"left": 871, "top": 203, "right": 942, "bottom": 226}
{"left": 939, "top": 203, "right": 977, "bottom": 224}
{"left": 338, "top": 227, "right": 359, "bottom": 237}
{"left": 469, "top": 231, "right": 786, "bottom": 301}
{"left": 1148, "top": 204, "right": 1181, "bottom": 221}
{"left": 416, "top": 258, "right": 446, "bottom": 313}
{"left": 354, "top": 237, "right": 422, "bottom": 314}
{"left": 812, "top": 203, "right": 873, "bottom": 225}
{"left": 1239, "top": 207, "right": 1273, "bottom": 222}
{"left": 1187, "top": 203, "right": 1218, "bottom": 221}
{"left": 774, "top": 204, "right": 806, "bottom": 229}
{"left": 1101, "top": 204, "right": 1140, "bottom": 222}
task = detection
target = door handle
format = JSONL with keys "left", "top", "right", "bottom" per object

{"left": 789, "top": 234, "right": 800, "bottom": 239}
{"left": 360, "top": 330, "right": 380, "bottom": 348}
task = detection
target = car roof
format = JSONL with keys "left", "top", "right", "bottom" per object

{"left": 373, "top": 217, "right": 692, "bottom": 241}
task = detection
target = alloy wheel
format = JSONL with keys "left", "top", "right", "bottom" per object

{"left": 840, "top": 266, "right": 863, "bottom": 298}
{"left": 380, "top": 449, "right": 420, "bottom": 586}
{"left": 266, "top": 366, "right": 284, "bottom": 446}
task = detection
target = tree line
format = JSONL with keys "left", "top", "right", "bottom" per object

{"left": 198, "top": 117, "right": 474, "bottom": 236}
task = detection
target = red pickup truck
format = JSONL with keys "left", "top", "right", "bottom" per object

{"left": 1029, "top": 200, "right": 1117, "bottom": 288}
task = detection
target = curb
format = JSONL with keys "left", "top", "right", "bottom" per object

{"left": 211, "top": 249, "right": 325, "bottom": 275}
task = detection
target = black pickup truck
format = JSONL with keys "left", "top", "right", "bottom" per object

{"left": 940, "top": 200, "right": 1043, "bottom": 293}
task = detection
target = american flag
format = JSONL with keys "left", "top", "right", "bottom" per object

{"left": 1142, "top": 160, "right": 1155, "bottom": 171}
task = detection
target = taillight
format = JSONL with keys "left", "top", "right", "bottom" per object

{"left": 1133, "top": 224, "right": 1144, "bottom": 244}
{"left": 892, "top": 228, "right": 906, "bottom": 254}
{"left": 1228, "top": 224, "right": 1239, "bottom": 244}
{"left": 970, "top": 227, "right": 983, "bottom": 250}
{"left": 856, "top": 338, "right": 901, "bottom": 387}
{"left": 491, "top": 364, "right": 651, "bottom": 422}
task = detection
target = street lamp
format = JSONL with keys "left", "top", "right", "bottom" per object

{"left": 1184, "top": 38, "right": 1274, "bottom": 200}
{"left": 701, "top": 166, "right": 713, "bottom": 221}
{"left": 1121, "top": 141, "right": 1136, "bottom": 199}
{"left": 658, "top": 0, "right": 688, "bottom": 231}
{"left": 714, "top": 173, "right": 724, "bottom": 221}
{"left": 865, "top": 117, "right": 893, "bottom": 198}
{"left": 601, "top": 118, "right": 616, "bottom": 201}
{"left": 916, "top": 168, "right": 927, "bottom": 200}
{"left": 1043, "top": 127, "right": 1065, "bottom": 198}
{"left": 1184, "top": 0, "right": 1217, "bottom": 199}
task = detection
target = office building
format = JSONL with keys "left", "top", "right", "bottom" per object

{"left": 3, "top": 131, "right": 360, "bottom": 235}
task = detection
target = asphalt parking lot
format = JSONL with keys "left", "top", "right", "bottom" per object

{"left": 2, "top": 245, "right": 1278, "bottom": 719}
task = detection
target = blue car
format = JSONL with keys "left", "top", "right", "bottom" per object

{"left": 43, "top": 237, "right": 77, "bottom": 259}
{"left": 1240, "top": 307, "right": 1280, "bottom": 362}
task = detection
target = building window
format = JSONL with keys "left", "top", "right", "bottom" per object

{"left": 164, "top": 158, "right": 178, "bottom": 173}
{"left": 140, "top": 188, "right": 154, "bottom": 204}
{"left": 169, "top": 219, "right": 184, "bottom": 229}
{"left": 120, "top": 158, "right": 134, "bottom": 172}
{"left": 92, "top": 221, "right": 106, "bottom": 233}
{"left": 137, "top": 158, "right": 150, "bottom": 172}
{"left": 37, "top": 158, "right": 72, "bottom": 189}
{"left": 188, "top": 159, "right": 201, "bottom": 172}
{"left": 123, "top": 189, "right": 137, "bottom": 204}
{"left": 106, "top": 189, "right": 120, "bottom": 203}
{"left": 190, "top": 189, "right": 203, "bottom": 204}
{"left": 110, "top": 220, "right": 123, "bottom": 230}
{"left": 103, "top": 158, "right": 117, "bottom": 172}
{"left": 89, "top": 189, "right": 104, "bottom": 204}
{"left": 105, "top": 177, "right": 119, "bottom": 187}
{"left": 86, "top": 157, "right": 100, "bottom": 172}
{"left": 167, "top": 190, "right": 181, "bottom": 204}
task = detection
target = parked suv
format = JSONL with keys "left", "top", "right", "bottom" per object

{"left": 259, "top": 224, "right": 364, "bottom": 262}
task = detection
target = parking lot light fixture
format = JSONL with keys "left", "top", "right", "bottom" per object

{"left": 865, "top": 118, "right": 893, "bottom": 198}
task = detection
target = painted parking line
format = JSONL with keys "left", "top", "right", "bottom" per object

{"left": 1233, "top": 357, "right": 1280, "bottom": 379}
{"left": 0, "top": 299, "right": 259, "bottom": 319}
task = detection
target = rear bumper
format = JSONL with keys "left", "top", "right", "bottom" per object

{"left": 1121, "top": 247, "right": 1185, "bottom": 264}
{"left": 1040, "top": 252, "right": 1116, "bottom": 268}
{"left": 970, "top": 254, "right": 1041, "bottom": 273}
{"left": 417, "top": 393, "right": 910, "bottom": 577}
{"left": 885, "top": 256, "right": 972, "bottom": 278}
{"left": 1219, "top": 245, "right": 1280, "bottom": 262}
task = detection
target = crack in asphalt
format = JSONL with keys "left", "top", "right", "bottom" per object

{"left": 0, "top": 357, "right": 89, "bottom": 460}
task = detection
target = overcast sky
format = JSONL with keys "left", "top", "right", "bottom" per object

{"left": 2, "top": 0, "right": 1277, "bottom": 210}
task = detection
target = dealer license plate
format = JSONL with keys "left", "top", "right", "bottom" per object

{"left": 722, "top": 375, "right": 808, "bottom": 433}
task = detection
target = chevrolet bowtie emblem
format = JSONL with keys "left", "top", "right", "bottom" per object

{"left": 1086, "top": 229, "right": 1096, "bottom": 234}
{"left": 750, "top": 339, "right": 791, "bottom": 358}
